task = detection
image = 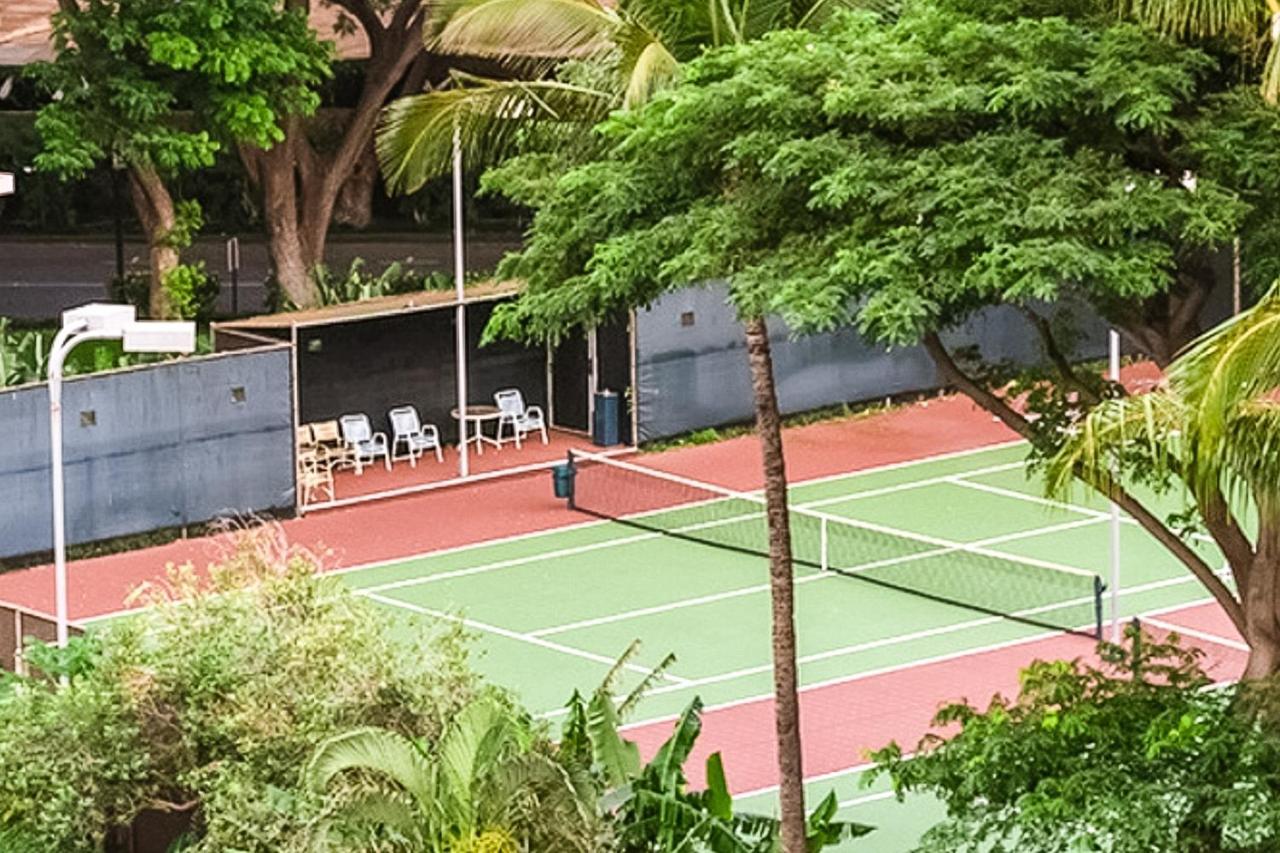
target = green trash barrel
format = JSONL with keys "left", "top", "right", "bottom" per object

{"left": 552, "top": 462, "right": 575, "bottom": 500}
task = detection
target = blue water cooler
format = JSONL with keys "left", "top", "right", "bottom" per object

{"left": 592, "top": 389, "right": 621, "bottom": 447}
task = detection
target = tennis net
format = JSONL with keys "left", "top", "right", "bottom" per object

{"left": 565, "top": 450, "right": 1104, "bottom": 639}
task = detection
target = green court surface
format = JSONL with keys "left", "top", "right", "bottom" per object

{"left": 335, "top": 441, "right": 1224, "bottom": 848}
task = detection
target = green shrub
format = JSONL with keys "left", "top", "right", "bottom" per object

{"left": 312, "top": 257, "right": 451, "bottom": 306}
{"left": 0, "top": 528, "right": 480, "bottom": 851}
{"left": 162, "top": 262, "right": 220, "bottom": 321}
{"left": 107, "top": 270, "right": 151, "bottom": 315}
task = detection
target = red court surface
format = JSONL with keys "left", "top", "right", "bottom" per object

{"left": 321, "top": 428, "right": 598, "bottom": 504}
{"left": 623, "top": 605, "right": 1247, "bottom": 794}
{"left": 0, "top": 366, "right": 1249, "bottom": 802}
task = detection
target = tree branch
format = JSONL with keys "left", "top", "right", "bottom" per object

{"left": 923, "top": 332, "right": 1036, "bottom": 441}
{"left": 923, "top": 331, "right": 1247, "bottom": 637}
{"left": 1018, "top": 307, "right": 1102, "bottom": 405}
{"left": 331, "top": 0, "right": 387, "bottom": 55}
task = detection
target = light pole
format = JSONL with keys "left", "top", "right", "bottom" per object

{"left": 48, "top": 304, "right": 195, "bottom": 647}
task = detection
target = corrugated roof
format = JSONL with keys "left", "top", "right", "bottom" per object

{"left": 213, "top": 280, "right": 522, "bottom": 330}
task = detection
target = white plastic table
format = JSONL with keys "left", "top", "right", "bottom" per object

{"left": 451, "top": 405, "right": 503, "bottom": 454}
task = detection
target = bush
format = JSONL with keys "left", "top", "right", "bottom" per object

{"left": 873, "top": 625, "right": 1280, "bottom": 852}
{"left": 107, "top": 270, "right": 151, "bottom": 315}
{"left": 162, "top": 262, "right": 221, "bottom": 321}
{"left": 0, "top": 527, "right": 480, "bottom": 852}
{"left": 312, "top": 257, "right": 451, "bottom": 306}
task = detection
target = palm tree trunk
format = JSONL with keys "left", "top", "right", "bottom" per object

{"left": 1243, "top": 509, "right": 1280, "bottom": 679}
{"left": 743, "top": 315, "right": 807, "bottom": 853}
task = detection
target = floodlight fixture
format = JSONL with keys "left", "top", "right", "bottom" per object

{"left": 47, "top": 304, "right": 197, "bottom": 651}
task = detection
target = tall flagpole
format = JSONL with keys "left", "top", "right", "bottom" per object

{"left": 1109, "top": 329, "right": 1122, "bottom": 641}
{"left": 454, "top": 125, "right": 469, "bottom": 478}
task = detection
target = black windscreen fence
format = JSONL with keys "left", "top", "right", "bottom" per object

{"left": 295, "top": 299, "right": 547, "bottom": 443}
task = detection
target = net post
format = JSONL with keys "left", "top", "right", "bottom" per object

{"left": 1093, "top": 575, "right": 1105, "bottom": 641}
{"left": 820, "top": 516, "right": 829, "bottom": 572}
{"left": 565, "top": 450, "right": 576, "bottom": 511}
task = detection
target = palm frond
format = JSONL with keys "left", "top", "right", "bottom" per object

{"left": 1044, "top": 390, "right": 1187, "bottom": 500}
{"left": 376, "top": 75, "right": 614, "bottom": 194}
{"left": 791, "top": 0, "right": 898, "bottom": 29}
{"left": 1117, "top": 0, "right": 1262, "bottom": 38}
{"left": 431, "top": 0, "right": 619, "bottom": 63}
{"left": 620, "top": 37, "right": 681, "bottom": 107}
{"left": 306, "top": 727, "right": 436, "bottom": 807}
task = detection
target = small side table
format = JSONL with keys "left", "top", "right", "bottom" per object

{"left": 451, "top": 405, "right": 503, "bottom": 454}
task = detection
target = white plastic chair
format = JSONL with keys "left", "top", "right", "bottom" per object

{"left": 388, "top": 405, "right": 443, "bottom": 466}
{"left": 493, "top": 388, "right": 547, "bottom": 448}
{"left": 339, "top": 413, "right": 390, "bottom": 474}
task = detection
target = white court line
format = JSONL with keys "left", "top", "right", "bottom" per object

{"left": 360, "top": 591, "right": 692, "bottom": 686}
{"left": 947, "top": 476, "right": 1219, "bottom": 546}
{"left": 722, "top": 592, "right": 1232, "bottom": 804}
{"left": 585, "top": 575, "right": 1217, "bottom": 728}
{"left": 77, "top": 441, "right": 1029, "bottom": 626}
{"left": 797, "top": 461, "right": 1025, "bottom": 509}
{"left": 529, "top": 516, "right": 1106, "bottom": 638}
{"left": 1142, "top": 615, "right": 1250, "bottom": 652}
{"left": 946, "top": 477, "right": 1109, "bottom": 518}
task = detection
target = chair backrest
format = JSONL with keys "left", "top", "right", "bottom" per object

{"left": 494, "top": 388, "right": 525, "bottom": 416}
{"left": 387, "top": 405, "right": 421, "bottom": 437}
{"left": 295, "top": 424, "right": 315, "bottom": 449}
{"left": 339, "top": 413, "right": 371, "bottom": 443}
{"left": 312, "top": 420, "right": 342, "bottom": 444}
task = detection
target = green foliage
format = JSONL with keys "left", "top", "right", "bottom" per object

{"left": 1047, "top": 282, "right": 1280, "bottom": 529}
{"left": 555, "top": 643, "right": 872, "bottom": 851}
{"left": 312, "top": 258, "right": 454, "bottom": 307}
{"left": 377, "top": 0, "right": 890, "bottom": 193}
{"left": 486, "top": 0, "right": 1267, "bottom": 351}
{"left": 162, "top": 262, "right": 221, "bottom": 321}
{"left": 309, "top": 697, "right": 599, "bottom": 852}
{"left": 0, "top": 529, "right": 480, "bottom": 851}
{"left": 29, "top": 0, "right": 330, "bottom": 181}
{"left": 872, "top": 625, "right": 1280, "bottom": 851}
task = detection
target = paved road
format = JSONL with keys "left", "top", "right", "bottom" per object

{"left": 0, "top": 233, "right": 523, "bottom": 319}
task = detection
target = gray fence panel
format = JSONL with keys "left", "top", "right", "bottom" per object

{"left": 634, "top": 285, "right": 1109, "bottom": 442}
{"left": 0, "top": 348, "right": 294, "bottom": 559}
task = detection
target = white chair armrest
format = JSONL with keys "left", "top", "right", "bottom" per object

{"left": 422, "top": 424, "right": 440, "bottom": 441}
{"left": 525, "top": 405, "right": 545, "bottom": 420}
{"left": 372, "top": 431, "right": 388, "bottom": 449}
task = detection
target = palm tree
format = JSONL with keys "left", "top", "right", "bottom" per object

{"left": 1046, "top": 282, "right": 1280, "bottom": 678}
{"left": 1118, "top": 0, "right": 1280, "bottom": 102}
{"left": 376, "top": 0, "right": 882, "bottom": 193}
{"left": 307, "top": 697, "right": 596, "bottom": 851}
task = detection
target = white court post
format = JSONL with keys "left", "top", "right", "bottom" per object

{"left": 1108, "top": 329, "right": 1122, "bottom": 641}
{"left": 452, "top": 126, "right": 469, "bottom": 478}
{"left": 48, "top": 305, "right": 194, "bottom": 649}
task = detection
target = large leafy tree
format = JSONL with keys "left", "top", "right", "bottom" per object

{"left": 239, "top": 0, "right": 438, "bottom": 308}
{"left": 1049, "top": 286, "right": 1280, "bottom": 677}
{"left": 376, "top": 0, "right": 885, "bottom": 195}
{"left": 485, "top": 0, "right": 1280, "bottom": 677}
{"left": 31, "top": 0, "right": 329, "bottom": 318}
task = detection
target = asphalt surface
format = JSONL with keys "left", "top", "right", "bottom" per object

{"left": 0, "top": 233, "right": 524, "bottom": 319}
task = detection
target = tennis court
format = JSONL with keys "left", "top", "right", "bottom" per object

{"left": 329, "top": 440, "right": 1245, "bottom": 847}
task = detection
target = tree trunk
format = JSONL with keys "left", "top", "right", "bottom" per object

{"left": 333, "top": 141, "right": 378, "bottom": 229}
{"left": 743, "top": 315, "right": 807, "bottom": 853}
{"left": 1243, "top": 513, "right": 1280, "bottom": 679}
{"left": 127, "top": 164, "right": 179, "bottom": 319}
{"left": 244, "top": 1, "right": 428, "bottom": 309}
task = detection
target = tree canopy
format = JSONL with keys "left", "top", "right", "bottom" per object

{"left": 487, "top": 0, "right": 1275, "bottom": 364}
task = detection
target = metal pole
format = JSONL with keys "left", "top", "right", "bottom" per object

{"left": 227, "top": 237, "right": 240, "bottom": 316}
{"left": 453, "top": 125, "right": 469, "bottom": 478}
{"left": 1108, "top": 328, "right": 1122, "bottom": 642}
{"left": 48, "top": 327, "right": 74, "bottom": 650}
{"left": 111, "top": 168, "right": 125, "bottom": 280}
{"left": 1233, "top": 237, "right": 1242, "bottom": 316}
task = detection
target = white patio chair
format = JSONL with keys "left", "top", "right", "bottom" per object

{"left": 494, "top": 388, "right": 548, "bottom": 448}
{"left": 388, "top": 405, "right": 443, "bottom": 466}
{"left": 339, "top": 413, "right": 391, "bottom": 474}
